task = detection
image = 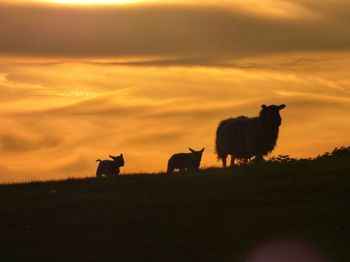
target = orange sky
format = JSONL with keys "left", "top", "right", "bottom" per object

{"left": 0, "top": 0, "right": 349, "bottom": 182}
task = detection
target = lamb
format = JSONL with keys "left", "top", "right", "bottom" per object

{"left": 96, "top": 154, "right": 125, "bottom": 177}
{"left": 167, "top": 148, "right": 205, "bottom": 174}
{"left": 215, "top": 104, "right": 286, "bottom": 168}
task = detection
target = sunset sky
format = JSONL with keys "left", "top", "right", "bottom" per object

{"left": 0, "top": 0, "right": 349, "bottom": 182}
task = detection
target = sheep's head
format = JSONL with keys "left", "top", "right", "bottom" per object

{"left": 189, "top": 147, "right": 205, "bottom": 163}
{"left": 109, "top": 154, "right": 125, "bottom": 167}
{"left": 260, "top": 104, "right": 286, "bottom": 126}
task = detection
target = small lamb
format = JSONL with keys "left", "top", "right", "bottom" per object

{"left": 96, "top": 154, "right": 125, "bottom": 177}
{"left": 167, "top": 148, "right": 205, "bottom": 174}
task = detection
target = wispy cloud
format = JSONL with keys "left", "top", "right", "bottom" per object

{"left": 0, "top": 134, "right": 61, "bottom": 152}
{"left": 1, "top": 1, "right": 350, "bottom": 65}
{"left": 0, "top": 61, "right": 349, "bottom": 182}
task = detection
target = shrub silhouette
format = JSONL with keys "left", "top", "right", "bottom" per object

{"left": 215, "top": 104, "right": 286, "bottom": 168}
{"left": 316, "top": 146, "right": 350, "bottom": 160}
{"left": 96, "top": 154, "right": 125, "bottom": 177}
{"left": 167, "top": 148, "right": 205, "bottom": 174}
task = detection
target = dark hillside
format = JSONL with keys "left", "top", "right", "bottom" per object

{"left": 1, "top": 148, "right": 350, "bottom": 261}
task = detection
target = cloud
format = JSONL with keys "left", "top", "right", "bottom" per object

{"left": 0, "top": 91, "right": 349, "bottom": 182}
{"left": 0, "top": 73, "right": 47, "bottom": 102}
{"left": 123, "top": 129, "right": 189, "bottom": 147}
{"left": 1, "top": 1, "right": 350, "bottom": 64}
{"left": 0, "top": 133, "right": 61, "bottom": 152}
{"left": 37, "top": 95, "right": 151, "bottom": 117}
{"left": 0, "top": 53, "right": 349, "bottom": 182}
{"left": 53, "top": 154, "right": 93, "bottom": 175}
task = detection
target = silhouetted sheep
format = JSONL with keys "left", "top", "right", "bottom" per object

{"left": 215, "top": 104, "right": 286, "bottom": 167}
{"left": 167, "top": 148, "right": 205, "bottom": 174}
{"left": 96, "top": 154, "right": 125, "bottom": 177}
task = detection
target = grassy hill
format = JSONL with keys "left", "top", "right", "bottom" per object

{"left": 1, "top": 148, "right": 350, "bottom": 261}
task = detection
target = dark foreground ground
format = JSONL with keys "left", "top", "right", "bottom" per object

{"left": 1, "top": 151, "right": 350, "bottom": 261}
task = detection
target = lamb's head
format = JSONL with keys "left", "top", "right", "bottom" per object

{"left": 189, "top": 147, "right": 205, "bottom": 163}
{"left": 260, "top": 104, "right": 286, "bottom": 127}
{"left": 109, "top": 154, "right": 125, "bottom": 167}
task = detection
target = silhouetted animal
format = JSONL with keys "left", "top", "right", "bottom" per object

{"left": 215, "top": 104, "right": 286, "bottom": 167}
{"left": 96, "top": 154, "right": 125, "bottom": 177}
{"left": 167, "top": 148, "right": 205, "bottom": 174}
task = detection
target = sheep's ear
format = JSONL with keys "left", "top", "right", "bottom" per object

{"left": 120, "top": 153, "right": 123, "bottom": 157}
{"left": 109, "top": 155, "right": 116, "bottom": 160}
{"left": 278, "top": 104, "right": 286, "bottom": 110}
{"left": 261, "top": 104, "right": 267, "bottom": 109}
{"left": 189, "top": 148, "right": 195, "bottom": 153}
{"left": 201, "top": 148, "right": 205, "bottom": 153}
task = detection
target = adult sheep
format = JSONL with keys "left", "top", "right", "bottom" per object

{"left": 215, "top": 104, "right": 286, "bottom": 168}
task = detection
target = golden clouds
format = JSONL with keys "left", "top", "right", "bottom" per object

{"left": 0, "top": 55, "right": 349, "bottom": 182}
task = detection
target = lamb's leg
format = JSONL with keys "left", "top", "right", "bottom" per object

{"left": 96, "top": 170, "right": 103, "bottom": 178}
{"left": 96, "top": 166, "right": 103, "bottom": 178}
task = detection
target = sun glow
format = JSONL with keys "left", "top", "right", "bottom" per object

{"left": 21, "top": 0, "right": 149, "bottom": 5}
{"left": 48, "top": 0, "right": 139, "bottom": 3}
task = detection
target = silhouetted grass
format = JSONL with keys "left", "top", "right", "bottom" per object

{"left": 1, "top": 147, "right": 350, "bottom": 261}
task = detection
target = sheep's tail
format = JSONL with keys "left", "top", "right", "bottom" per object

{"left": 96, "top": 159, "right": 102, "bottom": 163}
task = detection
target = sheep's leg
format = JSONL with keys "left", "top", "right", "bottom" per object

{"left": 222, "top": 156, "right": 227, "bottom": 168}
{"left": 230, "top": 156, "right": 236, "bottom": 168}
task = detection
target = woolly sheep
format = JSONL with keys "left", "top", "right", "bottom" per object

{"left": 215, "top": 104, "right": 286, "bottom": 167}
